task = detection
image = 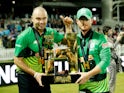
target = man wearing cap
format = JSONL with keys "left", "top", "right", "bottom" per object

{"left": 75, "top": 8, "right": 111, "bottom": 93}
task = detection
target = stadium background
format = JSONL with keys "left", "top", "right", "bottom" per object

{"left": 0, "top": 0, "right": 124, "bottom": 93}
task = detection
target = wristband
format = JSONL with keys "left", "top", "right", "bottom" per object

{"left": 34, "top": 72, "right": 38, "bottom": 78}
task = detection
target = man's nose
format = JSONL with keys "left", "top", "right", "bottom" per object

{"left": 80, "top": 24, "right": 85, "bottom": 30}
{"left": 39, "top": 19, "right": 45, "bottom": 23}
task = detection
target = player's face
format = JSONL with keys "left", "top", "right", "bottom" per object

{"left": 77, "top": 16, "right": 92, "bottom": 33}
{"left": 32, "top": 9, "right": 48, "bottom": 31}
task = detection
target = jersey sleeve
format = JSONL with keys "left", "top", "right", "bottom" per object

{"left": 14, "top": 32, "right": 28, "bottom": 57}
{"left": 53, "top": 29, "right": 64, "bottom": 43}
{"left": 98, "top": 34, "right": 111, "bottom": 73}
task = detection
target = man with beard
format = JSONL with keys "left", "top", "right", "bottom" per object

{"left": 14, "top": 6, "right": 73, "bottom": 93}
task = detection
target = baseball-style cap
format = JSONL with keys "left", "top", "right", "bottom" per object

{"left": 76, "top": 8, "right": 92, "bottom": 19}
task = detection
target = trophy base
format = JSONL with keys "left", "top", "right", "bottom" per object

{"left": 42, "top": 74, "right": 80, "bottom": 84}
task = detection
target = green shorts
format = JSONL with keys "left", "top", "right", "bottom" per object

{"left": 79, "top": 78, "right": 109, "bottom": 93}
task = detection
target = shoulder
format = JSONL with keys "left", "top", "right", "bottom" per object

{"left": 19, "top": 27, "right": 33, "bottom": 36}
{"left": 93, "top": 31, "right": 106, "bottom": 40}
{"left": 46, "top": 27, "right": 57, "bottom": 32}
{"left": 91, "top": 31, "right": 108, "bottom": 48}
{"left": 93, "top": 31, "right": 104, "bottom": 37}
{"left": 45, "top": 27, "right": 60, "bottom": 35}
{"left": 17, "top": 27, "right": 33, "bottom": 40}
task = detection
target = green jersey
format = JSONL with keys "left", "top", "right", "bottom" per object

{"left": 14, "top": 27, "right": 64, "bottom": 73}
{"left": 77, "top": 30, "right": 111, "bottom": 74}
{"left": 77, "top": 30, "right": 111, "bottom": 92}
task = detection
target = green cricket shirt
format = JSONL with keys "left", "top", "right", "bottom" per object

{"left": 14, "top": 27, "right": 64, "bottom": 73}
{"left": 77, "top": 30, "right": 111, "bottom": 74}
{"left": 77, "top": 30, "right": 111, "bottom": 92}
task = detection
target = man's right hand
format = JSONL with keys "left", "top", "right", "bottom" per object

{"left": 60, "top": 15, "right": 73, "bottom": 26}
{"left": 60, "top": 15, "right": 73, "bottom": 33}
{"left": 34, "top": 72, "right": 46, "bottom": 87}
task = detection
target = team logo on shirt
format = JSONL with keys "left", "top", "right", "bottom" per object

{"left": 33, "top": 40, "right": 37, "bottom": 44}
{"left": 90, "top": 42, "right": 95, "bottom": 49}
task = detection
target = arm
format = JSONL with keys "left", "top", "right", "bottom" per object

{"left": 98, "top": 35, "right": 111, "bottom": 73}
{"left": 60, "top": 15, "right": 73, "bottom": 34}
{"left": 76, "top": 65, "right": 101, "bottom": 84}
{"left": 14, "top": 33, "right": 45, "bottom": 86}
{"left": 14, "top": 57, "right": 35, "bottom": 76}
{"left": 76, "top": 34, "right": 111, "bottom": 84}
{"left": 14, "top": 56, "right": 45, "bottom": 86}
{"left": 59, "top": 15, "right": 74, "bottom": 45}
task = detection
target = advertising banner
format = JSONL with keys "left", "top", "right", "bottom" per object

{"left": 0, "top": 62, "right": 17, "bottom": 86}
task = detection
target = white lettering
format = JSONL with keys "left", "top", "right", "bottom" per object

{"left": 65, "top": 61, "right": 69, "bottom": 70}
{"left": 11, "top": 65, "right": 17, "bottom": 83}
{"left": 0, "top": 65, "right": 10, "bottom": 84}
{"left": 0, "top": 64, "right": 18, "bottom": 85}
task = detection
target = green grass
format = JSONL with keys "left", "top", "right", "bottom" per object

{"left": 115, "top": 73, "right": 124, "bottom": 93}
{"left": 0, "top": 85, "right": 18, "bottom": 93}
{"left": 0, "top": 73, "right": 124, "bottom": 93}
{"left": 51, "top": 84, "right": 78, "bottom": 93}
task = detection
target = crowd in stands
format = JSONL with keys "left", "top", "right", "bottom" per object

{"left": 0, "top": 14, "right": 77, "bottom": 48}
{"left": 0, "top": 18, "right": 30, "bottom": 48}
{"left": 0, "top": 15, "right": 124, "bottom": 73}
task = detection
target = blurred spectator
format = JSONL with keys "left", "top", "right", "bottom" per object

{"left": 96, "top": 27, "right": 103, "bottom": 33}
{"left": 0, "top": 28, "right": 10, "bottom": 48}
{"left": 103, "top": 25, "right": 117, "bottom": 93}
{"left": 0, "top": 19, "right": 5, "bottom": 28}
{"left": 0, "top": 25, "right": 17, "bottom": 48}
{"left": 115, "top": 24, "right": 120, "bottom": 32}
{"left": 15, "top": 21, "right": 22, "bottom": 32}
{"left": 115, "top": 32, "right": 124, "bottom": 72}
{"left": 120, "top": 25, "right": 124, "bottom": 32}
{"left": 7, "top": 21, "right": 15, "bottom": 32}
